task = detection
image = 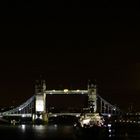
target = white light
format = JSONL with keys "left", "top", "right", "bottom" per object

{"left": 22, "top": 114, "right": 26, "bottom": 117}
{"left": 90, "top": 106, "right": 93, "bottom": 108}
{"left": 77, "top": 90, "right": 80, "bottom": 92}
{"left": 54, "top": 124, "right": 57, "bottom": 128}
{"left": 82, "top": 118, "right": 90, "bottom": 125}
{"left": 109, "top": 129, "right": 112, "bottom": 132}
{"left": 76, "top": 114, "right": 80, "bottom": 117}
{"left": 108, "top": 124, "right": 111, "bottom": 127}
{"left": 32, "top": 114, "right": 35, "bottom": 120}
{"left": 74, "top": 123, "right": 77, "bottom": 127}
{"left": 108, "top": 114, "right": 111, "bottom": 118}
{"left": 54, "top": 114, "right": 57, "bottom": 117}
{"left": 21, "top": 124, "right": 26, "bottom": 132}
{"left": 19, "top": 108, "right": 22, "bottom": 111}
{"left": 64, "top": 89, "right": 68, "bottom": 92}
{"left": 36, "top": 96, "right": 44, "bottom": 112}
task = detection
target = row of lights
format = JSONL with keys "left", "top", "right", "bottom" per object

{"left": 49, "top": 89, "right": 82, "bottom": 94}
{"left": 114, "top": 119, "right": 140, "bottom": 124}
{"left": 126, "top": 113, "right": 140, "bottom": 115}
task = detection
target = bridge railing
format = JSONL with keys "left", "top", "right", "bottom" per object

{"left": 2, "top": 95, "right": 35, "bottom": 116}
{"left": 97, "top": 94, "right": 121, "bottom": 115}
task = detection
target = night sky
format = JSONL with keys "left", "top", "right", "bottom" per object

{"left": 0, "top": 1, "right": 140, "bottom": 112}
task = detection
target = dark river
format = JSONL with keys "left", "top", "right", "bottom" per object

{"left": 0, "top": 123, "right": 140, "bottom": 140}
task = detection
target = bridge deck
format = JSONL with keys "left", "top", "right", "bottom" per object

{"left": 44, "top": 90, "right": 88, "bottom": 94}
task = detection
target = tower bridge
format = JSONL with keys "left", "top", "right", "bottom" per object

{"left": 0, "top": 80, "right": 122, "bottom": 122}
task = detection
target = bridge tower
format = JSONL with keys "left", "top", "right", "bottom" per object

{"left": 34, "top": 80, "right": 48, "bottom": 123}
{"left": 88, "top": 80, "right": 97, "bottom": 113}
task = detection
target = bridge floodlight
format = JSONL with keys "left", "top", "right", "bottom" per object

{"left": 76, "top": 114, "right": 80, "bottom": 117}
{"left": 64, "top": 89, "right": 68, "bottom": 93}
{"left": 19, "top": 108, "right": 22, "bottom": 111}
{"left": 22, "top": 114, "right": 26, "bottom": 118}
{"left": 113, "top": 108, "right": 116, "bottom": 111}
{"left": 36, "top": 96, "right": 44, "bottom": 112}
{"left": 107, "top": 124, "right": 111, "bottom": 127}
{"left": 108, "top": 114, "right": 111, "bottom": 118}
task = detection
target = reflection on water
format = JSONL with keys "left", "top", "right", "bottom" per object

{"left": 21, "top": 124, "right": 26, "bottom": 132}
{"left": 107, "top": 123, "right": 140, "bottom": 140}
{"left": 0, "top": 124, "right": 78, "bottom": 140}
{"left": 0, "top": 123, "right": 140, "bottom": 140}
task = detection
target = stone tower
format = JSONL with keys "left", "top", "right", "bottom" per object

{"left": 88, "top": 80, "right": 97, "bottom": 113}
{"left": 34, "top": 80, "right": 47, "bottom": 122}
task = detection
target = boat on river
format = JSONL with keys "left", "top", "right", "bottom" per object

{"left": 74, "top": 113, "right": 108, "bottom": 139}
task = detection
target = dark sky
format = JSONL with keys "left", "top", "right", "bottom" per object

{"left": 0, "top": 1, "right": 140, "bottom": 111}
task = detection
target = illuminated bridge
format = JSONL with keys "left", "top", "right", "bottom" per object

{"left": 0, "top": 80, "right": 122, "bottom": 122}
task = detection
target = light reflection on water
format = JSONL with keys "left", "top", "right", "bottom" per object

{"left": 107, "top": 123, "right": 140, "bottom": 140}
{"left": 16, "top": 124, "right": 76, "bottom": 140}
{"left": 21, "top": 124, "right": 26, "bottom": 132}
{"left": 0, "top": 123, "right": 140, "bottom": 140}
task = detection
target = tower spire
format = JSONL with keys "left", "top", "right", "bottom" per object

{"left": 35, "top": 80, "right": 39, "bottom": 94}
{"left": 88, "top": 79, "right": 96, "bottom": 89}
{"left": 42, "top": 80, "right": 46, "bottom": 92}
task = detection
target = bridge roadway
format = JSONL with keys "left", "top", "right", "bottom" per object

{"left": 0, "top": 111, "right": 120, "bottom": 118}
{"left": 0, "top": 113, "right": 32, "bottom": 117}
{"left": 0, "top": 113, "right": 82, "bottom": 118}
{"left": 1, "top": 112, "right": 107, "bottom": 118}
{"left": 44, "top": 90, "right": 88, "bottom": 94}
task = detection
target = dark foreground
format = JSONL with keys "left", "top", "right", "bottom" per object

{"left": 0, "top": 123, "right": 140, "bottom": 140}
{"left": 0, "top": 124, "right": 107, "bottom": 140}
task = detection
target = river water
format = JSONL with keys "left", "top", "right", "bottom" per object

{"left": 0, "top": 123, "right": 140, "bottom": 140}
